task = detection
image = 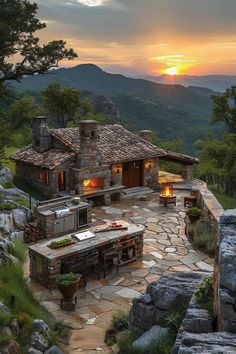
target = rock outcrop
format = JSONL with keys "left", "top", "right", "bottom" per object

{"left": 130, "top": 272, "right": 207, "bottom": 331}
{"left": 216, "top": 209, "right": 236, "bottom": 332}
{"left": 0, "top": 167, "right": 13, "bottom": 186}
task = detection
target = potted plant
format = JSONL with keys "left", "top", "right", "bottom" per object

{"left": 55, "top": 273, "right": 81, "bottom": 302}
{"left": 186, "top": 207, "right": 202, "bottom": 224}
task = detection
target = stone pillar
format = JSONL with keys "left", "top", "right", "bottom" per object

{"left": 111, "top": 164, "right": 123, "bottom": 185}
{"left": 181, "top": 164, "right": 193, "bottom": 180}
{"left": 138, "top": 130, "right": 153, "bottom": 142}
{"left": 143, "top": 159, "right": 159, "bottom": 189}
{"left": 77, "top": 120, "right": 102, "bottom": 168}
{"left": 32, "top": 116, "right": 52, "bottom": 153}
{"left": 216, "top": 209, "right": 236, "bottom": 332}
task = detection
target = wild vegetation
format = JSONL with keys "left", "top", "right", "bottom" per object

{"left": 196, "top": 86, "right": 236, "bottom": 197}
{"left": 0, "top": 242, "right": 62, "bottom": 351}
{"left": 0, "top": 0, "right": 77, "bottom": 165}
{"left": 105, "top": 303, "right": 186, "bottom": 354}
{"left": 191, "top": 219, "right": 216, "bottom": 256}
{"left": 194, "top": 276, "right": 214, "bottom": 314}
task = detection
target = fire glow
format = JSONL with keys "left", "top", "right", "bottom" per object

{"left": 161, "top": 184, "right": 174, "bottom": 197}
{"left": 82, "top": 178, "right": 104, "bottom": 189}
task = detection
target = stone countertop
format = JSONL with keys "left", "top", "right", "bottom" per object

{"left": 28, "top": 224, "right": 144, "bottom": 260}
{"left": 37, "top": 201, "right": 89, "bottom": 217}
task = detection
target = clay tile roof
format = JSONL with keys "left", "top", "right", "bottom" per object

{"left": 11, "top": 146, "right": 76, "bottom": 170}
{"left": 51, "top": 124, "right": 166, "bottom": 163}
{"left": 98, "top": 125, "right": 166, "bottom": 163}
{"left": 160, "top": 151, "right": 199, "bottom": 165}
{"left": 11, "top": 124, "right": 168, "bottom": 169}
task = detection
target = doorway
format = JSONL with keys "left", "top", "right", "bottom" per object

{"left": 122, "top": 161, "right": 143, "bottom": 188}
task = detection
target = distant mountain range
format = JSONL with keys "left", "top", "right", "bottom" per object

{"left": 10, "top": 64, "right": 225, "bottom": 153}
{"left": 140, "top": 74, "right": 236, "bottom": 93}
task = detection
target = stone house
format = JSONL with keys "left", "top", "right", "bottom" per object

{"left": 11, "top": 117, "right": 198, "bottom": 200}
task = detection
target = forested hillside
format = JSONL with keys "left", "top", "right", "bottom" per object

{"left": 10, "top": 64, "right": 224, "bottom": 153}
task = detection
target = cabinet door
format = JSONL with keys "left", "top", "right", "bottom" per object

{"left": 78, "top": 208, "right": 88, "bottom": 227}
{"left": 53, "top": 220, "right": 64, "bottom": 235}
{"left": 63, "top": 214, "right": 75, "bottom": 233}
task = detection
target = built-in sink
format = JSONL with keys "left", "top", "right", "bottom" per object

{"left": 51, "top": 206, "right": 70, "bottom": 218}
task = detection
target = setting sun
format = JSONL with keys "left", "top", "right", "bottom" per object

{"left": 165, "top": 67, "right": 179, "bottom": 76}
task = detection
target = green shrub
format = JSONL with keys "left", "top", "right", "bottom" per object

{"left": 117, "top": 330, "right": 141, "bottom": 354}
{"left": 195, "top": 276, "right": 214, "bottom": 313}
{"left": 54, "top": 272, "right": 79, "bottom": 286}
{"left": 186, "top": 207, "right": 202, "bottom": 217}
{"left": 14, "top": 196, "right": 30, "bottom": 208}
{"left": 147, "top": 333, "right": 175, "bottom": 354}
{"left": 0, "top": 332, "right": 14, "bottom": 345}
{"left": 2, "top": 181, "right": 13, "bottom": 189}
{"left": 0, "top": 201, "right": 16, "bottom": 211}
{"left": 0, "top": 311, "right": 11, "bottom": 327}
{"left": 112, "top": 309, "right": 129, "bottom": 331}
{"left": 9, "top": 241, "right": 26, "bottom": 263}
{"left": 193, "top": 220, "right": 216, "bottom": 256}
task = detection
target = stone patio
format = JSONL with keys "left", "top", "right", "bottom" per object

{"left": 27, "top": 191, "right": 214, "bottom": 354}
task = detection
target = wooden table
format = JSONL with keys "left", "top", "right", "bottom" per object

{"left": 28, "top": 224, "right": 145, "bottom": 289}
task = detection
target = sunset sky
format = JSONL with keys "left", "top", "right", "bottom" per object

{"left": 36, "top": 0, "right": 236, "bottom": 76}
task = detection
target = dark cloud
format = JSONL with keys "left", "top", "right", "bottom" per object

{"left": 37, "top": 0, "right": 236, "bottom": 44}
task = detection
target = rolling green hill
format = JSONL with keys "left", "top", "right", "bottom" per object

{"left": 10, "top": 64, "right": 223, "bottom": 153}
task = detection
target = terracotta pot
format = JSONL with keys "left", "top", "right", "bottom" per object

{"left": 188, "top": 214, "right": 200, "bottom": 224}
{"left": 56, "top": 278, "right": 80, "bottom": 302}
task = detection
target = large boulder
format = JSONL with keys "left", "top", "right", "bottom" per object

{"left": 44, "top": 346, "right": 64, "bottom": 354}
{"left": 132, "top": 325, "right": 169, "bottom": 351}
{"left": 178, "top": 332, "right": 236, "bottom": 353}
{"left": 12, "top": 208, "right": 28, "bottom": 228}
{"left": 0, "top": 167, "right": 13, "bottom": 185}
{"left": 30, "top": 332, "right": 48, "bottom": 352}
{"left": 0, "top": 237, "right": 17, "bottom": 264}
{"left": 172, "top": 295, "right": 214, "bottom": 354}
{"left": 0, "top": 212, "right": 15, "bottom": 233}
{"left": 0, "top": 340, "right": 20, "bottom": 354}
{"left": 130, "top": 272, "right": 206, "bottom": 331}
{"left": 32, "top": 319, "right": 50, "bottom": 333}
{"left": 217, "top": 209, "right": 236, "bottom": 332}
{"left": 0, "top": 301, "right": 11, "bottom": 314}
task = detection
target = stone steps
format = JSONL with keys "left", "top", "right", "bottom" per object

{"left": 123, "top": 186, "right": 154, "bottom": 198}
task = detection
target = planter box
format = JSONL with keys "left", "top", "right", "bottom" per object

{"left": 48, "top": 240, "right": 76, "bottom": 249}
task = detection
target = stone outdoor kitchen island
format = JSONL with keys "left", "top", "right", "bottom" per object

{"left": 28, "top": 223, "right": 144, "bottom": 289}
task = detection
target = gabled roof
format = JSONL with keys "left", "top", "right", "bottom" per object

{"left": 11, "top": 146, "right": 76, "bottom": 170}
{"left": 51, "top": 124, "right": 167, "bottom": 164}
{"left": 12, "top": 124, "right": 166, "bottom": 169}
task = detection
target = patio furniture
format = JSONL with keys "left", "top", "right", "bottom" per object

{"left": 28, "top": 224, "right": 145, "bottom": 289}
{"left": 184, "top": 191, "right": 197, "bottom": 207}
{"left": 100, "top": 244, "right": 119, "bottom": 278}
{"left": 84, "top": 251, "right": 100, "bottom": 285}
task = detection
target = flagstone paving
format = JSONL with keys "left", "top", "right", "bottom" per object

{"left": 27, "top": 191, "right": 214, "bottom": 353}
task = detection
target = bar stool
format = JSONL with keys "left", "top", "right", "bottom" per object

{"left": 84, "top": 251, "right": 100, "bottom": 285}
{"left": 99, "top": 244, "right": 119, "bottom": 278}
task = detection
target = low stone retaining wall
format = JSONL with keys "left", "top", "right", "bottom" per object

{"left": 195, "top": 183, "right": 224, "bottom": 232}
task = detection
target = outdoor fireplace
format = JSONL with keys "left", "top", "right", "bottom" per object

{"left": 82, "top": 178, "right": 104, "bottom": 193}
{"left": 159, "top": 184, "right": 176, "bottom": 207}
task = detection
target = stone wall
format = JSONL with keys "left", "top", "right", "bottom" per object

{"left": 195, "top": 183, "right": 224, "bottom": 232}
{"left": 215, "top": 209, "right": 236, "bottom": 332}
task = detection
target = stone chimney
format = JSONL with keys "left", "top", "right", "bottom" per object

{"left": 77, "top": 120, "right": 102, "bottom": 168}
{"left": 32, "top": 116, "right": 52, "bottom": 153}
{"left": 138, "top": 130, "right": 153, "bottom": 142}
